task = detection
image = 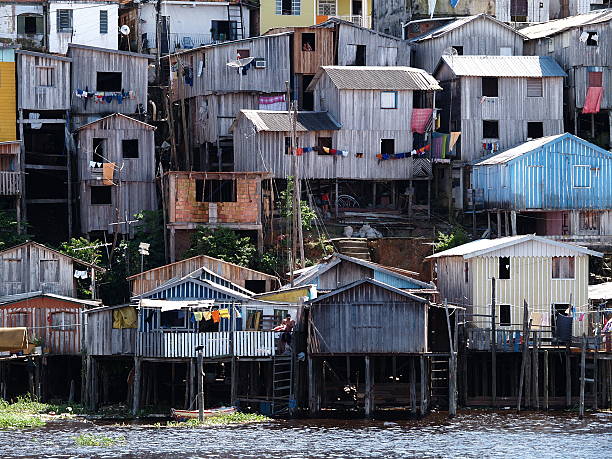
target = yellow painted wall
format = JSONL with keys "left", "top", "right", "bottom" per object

{"left": 470, "top": 255, "right": 589, "bottom": 337}
{"left": 0, "top": 60, "right": 16, "bottom": 142}
{"left": 337, "top": 0, "right": 373, "bottom": 16}
{"left": 256, "top": 285, "right": 315, "bottom": 302}
{"left": 261, "top": 0, "right": 317, "bottom": 34}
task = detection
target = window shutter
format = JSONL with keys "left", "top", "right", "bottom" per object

{"left": 100, "top": 10, "right": 108, "bottom": 34}
{"left": 17, "top": 15, "right": 25, "bottom": 34}
{"left": 35, "top": 15, "right": 44, "bottom": 34}
{"left": 527, "top": 78, "right": 543, "bottom": 97}
{"left": 58, "top": 10, "right": 72, "bottom": 32}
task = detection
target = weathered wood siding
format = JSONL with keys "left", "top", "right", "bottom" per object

{"left": 169, "top": 34, "right": 290, "bottom": 100}
{"left": 69, "top": 45, "right": 149, "bottom": 116}
{"left": 335, "top": 23, "right": 410, "bottom": 66}
{"left": 309, "top": 283, "right": 427, "bottom": 354}
{"left": 0, "top": 297, "right": 82, "bottom": 355}
{"left": 85, "top": 307, "right": 136, "bottom": 356}
{"left": 0, "top": 244, "right": 76, "bottom": 297}
{"left": 16, "top": 51, "right": 71, "bottom": 111}
{"left": 76, "top": 115, "right": 157, "bottom": 234}
{"left": 434, "top": 256, "right": 472, "bottom": 307}
{"left": 266, "top": 27, "right": 335, "bottom": 74}
{"left": 457, "top": 75, "right": 564, "bottom": 162}
{"left": 412, "top": 16, "right": 525, "bottom": 73}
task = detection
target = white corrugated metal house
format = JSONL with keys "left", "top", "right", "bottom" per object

{"left": 427, "top": 235, "right": 603, "bottom": 344}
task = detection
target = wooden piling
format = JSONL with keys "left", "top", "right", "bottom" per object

{"left": 544, "top": 350, "right": 549, "bottom": 410}
{"left": 566, "top": 345, "right": 572, "bottom": 408}
{"left": 364, "top": 356, "right": 373, "bottom": 417}
{"left": 444, "top": 300, "right": 457, "bottom": 417}
{"left": 491, "top": 277, "right": 497, "bottom": 407}
{"left": 533, "top": 332, "right": 539, "bottom": 409}
{"left": 517, "top": 300, "right": 532, "bottom": 412}
{"left": 132, "top": 357, "right": 141, "bottom": 416}
{"left": 308, "top": 357, "right": 318, "bottom": 416}
{"left": 593, "top": 352, "right": 598, "bottom": 411}
{"left": 197, "top": 350, "right": 204, "bottom": 422}
{"left": 410, "top": 358, "right": 416, "bottom": 414}
{"left": 579, "top": 335, "right": 586, "bottom": 419}
{"left": 231, "top": 357, "right": 238, "bottom": 407}
{"left": 420, "top": 356, "right": 427, "bottom": 415}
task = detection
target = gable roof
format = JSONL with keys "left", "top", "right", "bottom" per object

{"left": 426, "top": 235, "right": 603, "bottom": 259}
{"left": 142, "top": 276, "right": 253, "bottom": 302}
{"left": 409, "top": 14, "right": 527, "bottom": 43}
{"left": 436, "top": 55, "right": 566, "bottom": 78}
{"left": 473, "top": 133, "right": 612, "bottom": 166}
{"left": 314, "top": 17, "right": 403, "bottom": 41}
{"left": 308, "top": 66, "right": 441, "bottom": 91}
{"left": 0, "top": 291, "right": 101, "bottom": 307}
{"left": 74, "top": 113, "right": 156, "bottom": 132}
{"left": 68, "top": 43, "right": 153, "bottom": 60}
{"left": 233, "top": 110, "right": 341, "bottom": 132}
{"left": 0, "top": 241, "right": 105, "bottom": 271}
{"left": 521, "top": 9, "right": 612, "bottom": 40}
{"left": 308, "top": 278, "right": 428, "bottom": 304}
{"left": 154, "top": 266, "right": 255, "bottom": 297}
{"left": 16, "top": 50, "right": 72, "bottom": 62}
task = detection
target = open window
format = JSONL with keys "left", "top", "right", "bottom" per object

{"left": 36, "top": 66, "right": 55, "bottom": 87}
{"left": 39, "top": 259, "right": 60, "bottom": 283}
{"left": 354, "top": 44, "right": 366, "bottom": 66}
{"left": 245, "top": 309, "right": 263, "bottom": 330}
{"left": 381, "top": 138, "right": 395, "bottom": 156}
{"left": 317, "top": 136, "right": 332, "bottom": 155}
{"left": 96, "top": 72, "right": 122, "bottom": 92}
{"left": 527, "top": 122, "right": 543, "bottom": 139}
{"left": 122, "top": 139, "right": 139, "bottom": 159}
{"left": 552, "top": 257, "right": 575, "bottom": 279}
{"left": 498, "top": 257, "right": 510, "bottom": 279}
{"left": 464, "top": 261, "right": 469, "bottom": 283}
{"left": 273, "top": 309, "right": 289, "bottom": 327}
{"left": 284, "top": 136, "right": 292, "bottom": 155}
{"left": 579, "top": 211, "right": 600, "bottom": 231}
{"left": 237, "top": 49, "right": 250, "bottom": 58}
{"left": 160, "top": 309, "right": 187, "bottom": 329}
{"left": 17, "top": 14, "right": 43, "bottom": 35}
{"left": 586, "top": 31, "right": 598, "bottom": 46}
{"left": 92, "top": 138, "right": 106, "bottom": 163}
{"left": 301, "top": 32, "right": 315, "bottom": 52}
{"left": 482, "top": 77, "right": 498, "bottom": 97}
{"left": 245, "top": 279, "right": 267, "bottom": 294}
{"left": 483, "top": 120, "right": 499, "bottom": 138}
{"left": 91, "top": 186, "right": 112, "bottom": 205}
{"left": 195, "top": 179, "right": 236, "bottom": 202}
{"left": 453, "top": 46, "right": 464, "bottom": 55}
{"left": 499, "top": 304, "right": 511, "bottom": 326}
{"left": 50, "top": 311, "right": 77, "bottom": 331}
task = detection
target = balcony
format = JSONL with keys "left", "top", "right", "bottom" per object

{"left": 0, "top": 172, "right": 22, "bottom": 196}
{"left": 145, "top": 33, "right": 238, "bottom": 55}
{"left": 330, "top": 15, "right": 372, "bottom": 29}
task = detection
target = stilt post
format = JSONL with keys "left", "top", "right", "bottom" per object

{"left": 445, "top": 300, "right": 457, "bottom": 417}
{"left": 132, "top": 357, "right": 141, "bottom": 416}
{"left": 197, "top": 349, "right": 204, "bottom": 422}
{"left": 491, "top": 277, "right": 497, "bottom": 407}
{"left": 566, "top": 344, "right": 572, "bottom": 408}
{"left": 410, "top": 358, "right": 416, "bottom": 414}
{"left": 517, "top": 300, "right": 531, "bottom": 412}
{"left": 420, "top": 355, "right": 427, "bottom": 414}
{"left": 579, "top": 334, "right": 586, "bottom": 419}
{"left": 364, "top": 356, "right": 373, "bottom": 417}
{"left": 544, "top": 349, "right": 549, "bottom": 410}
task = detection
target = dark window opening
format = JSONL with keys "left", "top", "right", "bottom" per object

{"left": 381, "top": 138, "right": 395, "bottom": 156}
{"left": 499, "top": 304, "right": 511, "bottom": 326}
{"left": 354, "top": 44, "right": 366, "bottom": 66}
{"left": 245, "top": 279, "right": 267, "bottom": 294}
{"left": 20, "top": 15, "right": 42, "bottom": 34}
{"left": 586, "top": 32, "right": 598, "bottom": 46}
{"left": 483, "top": 120, "right": 499, "bottom": 138}
{"left": 245, "top": 309, "right": 263, "bottom": 330}
{"left": 301, "top": 74, "right": 314, "bottom": 110}
{"left": 281, "top": 0, "right": 292, "bottom": 15}
{"left": 527, "top": 122, "right": 544, "bottom": 139}
{"left": 464, "top": 261, "right": 469, "bottom": 283}
{"left": 453, "top": 46, "right": 464, "bottom": 55}
{"left": 284, "top": 136, "right": 292, "bottom": 155}
{"left": 237, "top": 49, "right": 250, "bottom": 58}
{"left": 211, "top": 20, "right": 237, "bottom": 41}
{"left": 92, "top": 138, "right": 106, "bottom": 163}
{"left": 317, "top": 137, "right": 332, "bottom": 155}
{"left": 122, "top": 139, "right": 139, "bottom": 158}
{"left": 91, "top": 186, "right": 112, "bottom": 205}
{"left": 96, "top": 72, "right": 122, "bottom": 92}
{"left": 302, "top": 32, "right": 315, "bottom": 51}
{"left": 195, "top": 179, "right": 236, "bottom": 202}
{"left": 160, "top": 310, "right": 187, "bottom": 329}
{"left": 499, "top": 256, "right": 510, "bottom": 279}
{"left": 482, "top": 77, "right": 499, "bottom": 97}
{"left": 510, "top": 0, "right": 528, "bottom": 22}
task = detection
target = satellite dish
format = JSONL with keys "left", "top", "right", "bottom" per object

{"left": 442, "top": 47, "right": 458, "bottom": 57}
{"left": 120, "top": 25, "right": 131, "bottom": 36}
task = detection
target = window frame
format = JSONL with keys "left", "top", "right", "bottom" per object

{"left": 121, "top": 139, "right": 139, "bottom": 159}
{"left": 482, "top": 120, "right": 499, "bottom": 139}
{"left": 527, "top": 121, "right": 544, "bottom": 139}
{"left": 90, "top": 186, "right": 113, "bottom": 205}
{"left": 552, "top": 256, "right": 575, "bottom": 279}
{"left": 36, "top": 66, "right": 55, "bottom": 88}
{"left": 586, "top": 31, "right": 598, "bottom": 47}
{"left": 96, "top": 71, "right": 122, "bottom": 92}
{"left": 159, "top": 309, "right": 188, "bottom": 330}
{"left": 572, "top": 165, "right": 591, "bottom": 188}
{"left": 301, "top": 32, "right": 316, "bottom": 52}
{"left": 39, "top": 259, "right": 60, "bottom": 283}
{"left": 498, "top": 256, "right": 511, "bottom": 280}
{"left": 7, "top": 311, "right": 29, "bottom": 328}
{"left": 245, "top": 308, "right": 263, "bottom": 331}
{"left": 481, "top": 77, "right": 499, "bottom": 98}
{"left": 49, "top": 311, "right": 77, "bottom": 332}
{"left": 380, "top": 138, "right": 395, "bottom": 156}
{"left": 526, "top": 78, "right": 543, "bottom": 97}
{"left": 380, "top": 91, "right": 398, "bottom": 109}
{"left": 318, "top": 0, "right": 336, "bottom": 16}
{"left": 579, "top": 210, "right": 600, "bottom": 232}
{"left": 57, "top": 9, "right": 73, "bottom": 33}
{"left": 499, "top": 304, "right": 511, "bottom": 327}
{"left": 317, "top": 136, "right": 332, "bottom": 155}
{"left": 195, "top": 179, "right": 237, "bottom": 203}
{"left": 100, "top": 10, "right": 108, "bottom": 34}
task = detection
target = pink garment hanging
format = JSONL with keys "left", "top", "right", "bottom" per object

{"left": 410, "top": 108, "right": 433, "bottom": 134}
{"left": 583, "top": 86, "right": 603, "bottom": 114}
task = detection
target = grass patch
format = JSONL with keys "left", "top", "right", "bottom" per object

{"left": 75, "top": 434, "right": 126, "bottom": 447}
{"left": 0, "top": 413, "right": 45, "bottom": 429}
{"left": 159, "top": 412, "right": 270, "bottom": 428}
{"left": 0, "top": 395, "right": 84, "bottom": 429}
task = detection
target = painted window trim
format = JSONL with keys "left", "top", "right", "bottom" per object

{"left": 380, "top": 91, "right": 398, "bottom": 109}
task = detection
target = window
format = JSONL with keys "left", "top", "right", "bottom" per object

{"left": 92, "top": 138, "right": 106, "bottom": 163}
{"left": 464, "top": 262, "right": 469, "bottom": 283}
{"left": 100, "top": 10, "right": 108, "bottom": 34}
{"left": 527, "top": 122, "right": 543, "bottom": 139}
{"left": 579, "top": 211, "right": 600, "bottom": 231}
{"left": 39, "top": 259, "right": 59, "bottom": 283}
{"left": 7, "top": 312, "right": 29, "bottom": 328}
{"left": 160, "top": 310, "right": 187, "bottom": 329}
{"left": 237, "top": 49, "right": 250, "bottom": 59}
{"left": 91, "top": 186, "right": 112, "bottom": 205}
{"left": 317, "top": 136, "right": 332, "bottom": 155}
{"left": 483, "top": 120, "right": 499, "bottom": 138}
{"left": 195, "top": 179, "right": 236, "bottom": 202}
{"left": 318, "top": 0, "right": 336, "bottom": 15}
{"left": 274, "top": 309, "right": 289, "bottom": 327}
{"left": 96, "top": 72, "right": 122, "bottom": 92}
{"left": 586, "top": 31, "right": 598, "bottom": 46}
{"left": 499, "top": 47, "right": 513, "bottom": 56}
{"left": 381, "top": 138, "right": 395, "bottom": 156}
{"left": 482, "top": 77, "right": 498, "bottom": 97}
{"left": 453, "top": 46, "right": 464, "bottom": 55}
{"left": 573, "top": 165, "right": 591, "bottom": 188}
{"left": 245, "top": 280, "right": 267, "bottom": 294}
{"left": 36, "top": 66, "right": 55, "bottom": 87}
{"left": 284, "top": 136, "right": 292, "bottom": 155}
{"left": 57, "top": 9, "right": 73, "bottom": 32}
{"left": 510, "top": 0, "right": 527, "bottom": 22}
{"left": 211, "top": 20, "right": 237, "bottom": 41}
{"left": 499, "top": 305, "right": 511, "bottom": 326}
{"left": 278, "top": 0, "right": 300, "bottom": 15}
{"left": 380, "top": 91, "right": 397, "bottom": 109}
{"left": 499, "top": 257, "right": 510, "bottom": 279}
{"left": 50, "top": 311, "right": 77, "bottom": 331}
{"left": 17, "top": 14, "right": 43, "bottom": 35}
{"left": 301, "top": 33, "right": 315, "bottom": 51}
{"left": 3, "top": 259, "right": 21, "bottom": 282}
{"left": 588, "top": 71, "right": 603, "bottom": 87}
{"left": 527, "top": 78, "right": 543, "bottom": 97}
{"left": 552, "top": 257, "right": 575, "bottom": 279}
{"left": 122, "top": 139, "right": 139, "bottom": 158}
{"left": 245, "top": 308, "right": 263, "bottom": 330}
{"left": 354, "top": 44, "right": 366, "bottom": 66}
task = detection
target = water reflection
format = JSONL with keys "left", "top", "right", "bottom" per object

{"left": 1, "top": 411, "right": 610, "bottom": 458}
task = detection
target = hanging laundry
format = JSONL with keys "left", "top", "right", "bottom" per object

{"left": 583, "top": 86, "right": 603, "bottom": 114}
{"left": 432, "top": 132, "right": 449, "bottom": 159}
{"left": 102, "top": 162, "right": 115, "bottom": 185}
{"left": 449, "top": 0, "right": 460, "bottom": 7}
{"left": 219, "top": 309, "right": 230, "bottom": 319}
{"left": 203, "top": 311, "right": 212, "bottom": 321}
{"left": 428, "top": 0, "right": 437, "bottom": 18}
{"left": 259, "top": 95, "right": 286, "bottom": 105}
{"left": 449, "top": 132, "right": 461, "bottom": 151}
{"left": 211, "top": 310, "right": 220, "bottom": 323}
{"left": 233, "top": 307, "right": 242, "bottom": 319}
{"left": 578, "top": 313, "right": 585, "bottom": 322}
{"left": 193, "top": 312, "right": 204, "bottom": 322}
{"left": 410, "top": 108, "right": 433, "bottom": 134}
{"left": 355, "top": 153, "right": 364, "bottom": 158}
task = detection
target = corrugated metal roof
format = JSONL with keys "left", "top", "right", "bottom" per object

{"left": 439, "top": 55, "right": 566, "bottom": 77}
{"left": 0, "top": 291, "right": 101, "bottom": 307}
{"left": 588, "top": 282, "right": 612, "bottom": 301}
{"left": 409, "top": 14, "right": 526, "bottom": 43}
{"left": 309, "top": 66, "right": 441, "bottom": 91}
{"left": 521, "top": 9, "right": 612, "bottom": 39}
{"left": 426, "top": 235, "right": 602, "bottom": 259}
{"left": 308, "top": 278, "right": 428, "bottom": 304}
{"left": 474, "top": 134, "right": 567, "bottom": 165}
{"left": 237, "top": 110, "right": 341, "bottom": 132}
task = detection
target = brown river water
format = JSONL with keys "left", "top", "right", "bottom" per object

{"left": 0, "top": 410, "right": 610, "bottom": 458}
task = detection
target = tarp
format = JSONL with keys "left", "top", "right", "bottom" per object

{"left": 583, "top": 86, "right": 603, "bottom": 114}
{"left": 112, "top": 307, "right": 138, "bottom": 329}
{"left": 0, "top": 327, "right": 28, "bottom": 352}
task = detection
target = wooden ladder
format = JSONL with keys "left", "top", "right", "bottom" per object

{"left": 271, "top": 355, "right": 293, "bottom": 416}
{"left": 430, "top": 358, "right": 449, "bottom": 409}
{"left": 227, "top": 2, "right": 245, "bottom": 40}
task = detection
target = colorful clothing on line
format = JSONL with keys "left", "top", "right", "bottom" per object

{"left": 410, "top": 108, "right": 433, "bottom": 134}
{"left": 583, "top": 86, "right": 603, "bottom": 114}
{"left": 211, "top": 310, "right": 221, "bottom": 323}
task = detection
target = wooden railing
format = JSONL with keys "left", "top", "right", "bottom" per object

{"left": 136, "top": 330, "right": 277, "bottom": 358}
{"left": 0, "top": 171, "right": 21, "bottom": 195}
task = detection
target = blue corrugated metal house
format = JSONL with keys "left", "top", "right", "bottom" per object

{"left": 472, "top": 133, "right": 612, "bottom": 242}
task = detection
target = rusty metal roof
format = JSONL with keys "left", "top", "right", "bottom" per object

{"left": 309, "top": 66, "right": 441, "bottom": 91}
{"left": 438, "top": 55, "right": 566, "bottom": 77}
{"left": 236, "top": 110, "right": 341, "bottom": 132}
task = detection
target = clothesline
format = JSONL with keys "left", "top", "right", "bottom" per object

{"left": 75, "top": 89, "right": 136, "bottom": 104}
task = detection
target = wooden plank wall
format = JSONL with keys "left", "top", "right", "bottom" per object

{"left": 292, "top": 27, "right": 335, "bottom": 74}
{"left": 0, "top": 244, "right": 76, "bottom": 297}
{"left": 69, "top": 46, "right": 149, "bottom": 116}
{"left": 335, "top": 23, "right": 411, "bottom": 67}
{"left": 0, "top": 296, "right": 82, "bottom": 355}
{"left": 85, "top": 308, "right": 136, "bottom": 356}
{"left": 17, "top": 52, "right": 71, "bottom": 111}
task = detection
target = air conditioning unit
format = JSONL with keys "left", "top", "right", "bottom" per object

{"left": 255, "top": 59, "right": 267, "bottom": 69}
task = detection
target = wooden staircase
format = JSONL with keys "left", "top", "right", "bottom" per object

{"left": 335, "top": 238, "right": 371, "bottom": 261}
{"left": 271, "top": 355, "right": 293, "bottom": 416}
{"left": 429, "top": 357, "right": 449, "bottom": 409}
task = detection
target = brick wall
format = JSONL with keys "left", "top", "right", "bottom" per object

{"left": 172, "top": 176, "right": 260, "bottom": 224}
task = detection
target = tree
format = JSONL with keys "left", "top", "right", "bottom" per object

{"left": 185, "top": 227, "right": 257, "bottom": 267}
{"left": 58, "top": 237, "right": 103, "bottom": 299}
{"left": 435, "top": 226, "right": 470, "bottom": 252}
{"left": 280, "top": 177, "right": 316, "bottom": 232}
{"left": 0, "top": 211, "right": 30, "bottom": 250}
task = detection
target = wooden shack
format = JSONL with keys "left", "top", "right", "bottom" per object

{"left": 0, "top": 241, "right": 104, "bottom": 298}
{"left": 164, "top": 171, "right": 271, "bottom": 260}
{"left": 307, "top": 278, "right": 432, "bottom": 416}
{"left": 74, "top": 113, "right": 157, "bottom": 236}
{"left": 0, "top": 291, "right": 99, "bottom": 402}
{"left": 16, "top": 50, "right": 71, "bottom": 112}
{"left": 127, "top": 254, "right": 280, "bottom": 297}
{"left": 0, "top": 141, "right": 22, "bottom": 220}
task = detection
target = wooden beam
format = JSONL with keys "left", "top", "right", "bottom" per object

{"left": 18, "top": 119, "right": 66, "bottom": 124}
{"left": 579, "top": 335, "right": 586, "bottom": 419}
{"left": 25, "top": 164, "right": 68, "bottom": 171}
{"left": 420, "top": 355, "right": 427, "bottom": 415}
{"left": 544, "top": 349, "right": 549, "bottom": 410}
{"left": 364, "top": 356, "right": 373, "bottom": 418}
{"left": 132, "top": 357, "right": 142, "bottom": 416}
{"left": 566, "top": 345, "right": 572, "bottom": 408}
{"left": 410, "top": 358, "right": 416, "bottom": 414}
